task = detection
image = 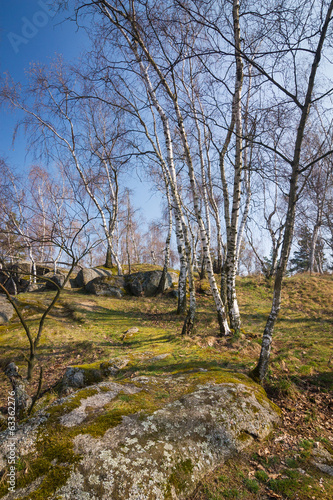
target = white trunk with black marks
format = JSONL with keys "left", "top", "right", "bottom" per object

{"left": 236, "top": 165, "right": 251, "bottom": 269}
{"left": 310, "top": 224, "right": 320, "bottom": 273}
{"left": 28, "top": 246, "right": 37, "bottom": 284}
{"left": 224, "top": 0, "right": 243, "bottom": 332}
{"left": 254, "top": 0, "right": 333, "bottom": 382}
{"left": 194, "top": 105, "right": 211, "bottom": 278}
{"left": 157, "top": 183, "right": 173, "bottom": 294}
{"left": 236, "top": 62, "right": 253, "bottom": 266}
{"left": 309, "top": 170, "right": 329, "bottom": 273}
{"left": 190, "top": 89, "right": 211, "bottom": 247}
{"left": 127, "top": 23, "right": 230, "bottom": 333}
{"left": 206, "top": 137, "right": 223, "bottom": 273}
{"left": 174, "top": 208, "right": 188, "bottom": 314}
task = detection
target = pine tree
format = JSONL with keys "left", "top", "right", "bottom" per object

{"left": 290, "top": 226, "right": 312, "bottom": 273}
{"left": 290, "top": 226, "right": 325, "bottom": 273}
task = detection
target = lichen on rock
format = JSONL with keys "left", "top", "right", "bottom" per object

{"left": 0, "top": 372, "right": 280, "bottom": 500}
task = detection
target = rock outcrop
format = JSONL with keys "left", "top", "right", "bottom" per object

{"left": 85, "top": 275, "right": 126, "bottom": 297}
{"left": 0, "top": 371, "right": 280, "bottom": 500}
{"left": 0, "top": 296, "right": 14, "bottom": 324}
{"left": 79, "top": 269, "right": 175, "bottom": 297}
{"left": 126, "top": 270, "right": 173, "bottom": 297}
{"left": 42, "top": 272, "right": 66, "bottom": 290}
{"left": 75, "top": 268, "right": 115, "bottom": 288}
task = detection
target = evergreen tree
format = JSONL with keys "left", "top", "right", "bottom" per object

{"left": 290, "top": 226, "right": 325, "bottom": 273}
{"left": 290, "top": 226, "right": 311, "bottom": 273}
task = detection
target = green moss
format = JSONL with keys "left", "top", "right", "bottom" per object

{"left": 237, "top": 432, "right": 252, "bottom": 443}
{"left": 268, "top": 477, "right": 300, "bottom": 496}
{"left": 8, "top": 425, "right": 81, "bottom": 500}
{"left": 47, "top": 387, "right": 99, "bottom": 421}
{"left": 79, "top": 408, "right": 134, "bottom": 437}
{"left": 167, "top": 458, "right": 194, "bottom": 494}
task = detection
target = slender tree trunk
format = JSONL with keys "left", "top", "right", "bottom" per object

{"left": 136, "top": 53, "right": 191, "bottom": 319}
{"left": 105, "top": 217, "right": 114, "bottom": 268}
{"left": 223, "top": 0, "right": 244, "bottom": 333}
{"left": 105, "top": 243, "right": 113, "bottom": 268}
{"left": 157, "top": 185, "right": 173, "bottom": 295}
{"left": 309, "top": 224, "right": 320, "bottom": 273}
{"left": 174, "top": 99, "right": 230, "bottom": 335}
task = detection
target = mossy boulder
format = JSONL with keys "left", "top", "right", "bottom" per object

{"left": 126, "top": 270, "right": 173, "bottom": 297}
{"left": 61, "top": 359, "right": 130, "bottom": 391}
{"left": 85, "top": 275, "right": 126, "bottom": 297}
{"left": 42, "top": 272, "right": 66, "bottom": 290}
{"left": 0, "top": 372, "right": 280, "bottom": 499}
{"left": 75, "top": 268, "right": 116, "bottom": 288}
{"left": 0, "top": 296, "right": 14, "bottom": 324}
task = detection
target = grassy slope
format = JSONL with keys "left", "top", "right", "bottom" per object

{"left": 0, "top": 272, "right": 332, "bottom": 499}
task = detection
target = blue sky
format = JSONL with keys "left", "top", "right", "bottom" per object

{"left": 0, "top": 0, "right": 161, "bottom": 226}
{"left": 0, "top": 1, "right": 90, "bottom": 167}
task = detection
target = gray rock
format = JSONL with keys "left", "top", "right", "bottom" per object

{"left": 122, "top": 327, "right": 139, "bottom": 340}
{"left": 75, "top": 268, "right": 116, "bottom": 288}
{"left": 100, "top": 358, "right": 130, "bottom": 376}
{"left": 0, "top": 296, "right": 15, "bottom": 324}
{"left": 312, "top": 462, "right": 333, "bottom": 476}
{"left": 61, "top": 359, "right": 130, "bottom": 391}
{"left": 0, "top": 274, "right": 18, "bottom": 295}
{"left": 36, "top": 264, "right": 52, "bottom": 276}
{"left": 145, "top": 353, "right": 171, "bottom": 363}
{"left": 0, "top": 375, "right": 280, "bottom": 500}
{"left": 311, "top": 444, "right": 333, "bottom": 475}
{"left": 4, "top": 363, "right": 32, "bottom": 416}
{"left": 60, "top": 381, "right": 140, "bottom": 427}
{"left": 62, "top": 382, "right": 279, "bottom": 500}
{"left": 42, "top": 272, "right": 66, "bottom": 290}
{"left": 62, "top": 366, "right": 103, "bottom": 389}
{"left": 25, "top": 283, "right": 46, "bottom": 293}
{"left": 11, "top": 261, "right": 32, "bottom": 275}
{"left": 168, "top": 289, "right": 179, "bottom": 299}
{"left": 168, "top": 272, "right": 179, "bottom": 285}
{"left": 85, "top": 276, "right": 125, "bottom": 297}
{"left": 126, "top": 270, "right": 173, "bottom": 297}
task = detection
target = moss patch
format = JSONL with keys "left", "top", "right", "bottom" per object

{"left": 167, "top": 458, "right": 194, "bottom": 495}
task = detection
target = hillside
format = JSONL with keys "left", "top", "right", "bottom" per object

{"left": 0, "top": 273, "right": 332, "bottom": 499}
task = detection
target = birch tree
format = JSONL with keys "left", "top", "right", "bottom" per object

{"left": 176, "top": 0, "right": 333, "bottom": 374}
{"left": 85, "top": 0, "right": 230, "bottom": 335}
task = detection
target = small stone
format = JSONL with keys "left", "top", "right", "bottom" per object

{"left": 124, "top": 327, "right": 139, "bottom": 335}
{"left": 312, "top": 462, "right": 333, "bottom": 476}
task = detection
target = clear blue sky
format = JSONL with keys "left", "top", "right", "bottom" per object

{"left": 0, "top": 0, "right": 90, "bottom": 168}
{"left": 0, "top": 0, "right": 161, "bottom": 226}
